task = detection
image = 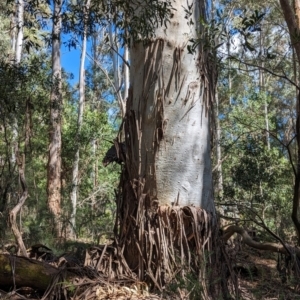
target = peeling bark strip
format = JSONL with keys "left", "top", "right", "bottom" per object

{"left": 117, "top": 191, "right": 214, "bottom": 291}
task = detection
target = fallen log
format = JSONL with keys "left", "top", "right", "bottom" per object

{"left": 0, "top": 254, "right": 73, "bottom": 291}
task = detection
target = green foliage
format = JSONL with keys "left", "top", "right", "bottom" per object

{"left": 61, "top": 99, "right": 119, "bottom": 240}
{"left": 211, "top": 0, "right": 296, "bottom": 241}
{"left": 0, "top": 0, "right": 130, "bottom": 246}
{"left": 0, "top": 54, "right": 50, "bottom": 241}
{"left": 62, "top": 0, "right": 174, "bottom": 49}
{"left": 0, "top": 13, "right": 11, "bottom": 60}
{"left": 0, "top": 51, "right": 119, "bottom": 247}
{"left": 217, "top": 90, "right": 294, "bottom": 238}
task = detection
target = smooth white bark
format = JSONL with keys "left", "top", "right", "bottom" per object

{"left": 15, "top": 0, "right": 24, "bottom": 64}
{"left": 129, "top": 0, "right": 215, "bottom": 212}
{"left": 215, "top": 91, "right": 223, "bottom": 195}
{"left": 11, "top": 0, "right": 24, "bottom": 165}
{"left": 123, "top": 45, "right": 129, "bottom": 102}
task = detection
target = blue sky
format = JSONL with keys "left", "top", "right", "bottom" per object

{"left": 61, "top": 44, "right": 80, "bottom": 85}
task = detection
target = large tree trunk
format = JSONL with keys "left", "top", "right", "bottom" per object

{"left": 126, "top": 5, "right": 215, "bottom": 212}
{"left": 47, "top": 0, "right": 62, "bottom": 238}
{"left": 117, "top": 0, "right": 222, "bottom": 296}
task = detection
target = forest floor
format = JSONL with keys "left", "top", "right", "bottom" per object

{"left": 1, "top": 241, "right": 300, "bottom": 299}
{"left": 232, "top": 245, "right": 300, "bottom": 300}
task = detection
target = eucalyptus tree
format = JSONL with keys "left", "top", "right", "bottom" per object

{"left": 70, "top": 0, "right": 91, "bottom": 238}
{"left": 113, "top": 0, "right": 229, "bottom": 296}
{"left": 47, "top": 0, "right": 63, "bottom": 238}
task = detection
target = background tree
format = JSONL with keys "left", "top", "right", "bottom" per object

{"left": 47, "top": 0, "right": 63, "bottom": 238}
{"left": 70, "top": 0, "right": 91, "bottom": 239}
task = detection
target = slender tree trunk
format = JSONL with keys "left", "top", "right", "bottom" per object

{"left": 47, "top": 0, "right": 62, "bottom": 238}
{"left": 10, "top": 8, "right": 16, "bottom": 57}
{"left": 15, "top": 0, "right": 23, "bottom": 64}
{"left": 211, "top": 0, "right": 223, "bottom": 209}
{"left": 70, "top": 0, "right": 91, "bottom": 239}
{"left": 9, "top": 153, "right": 28, "bottom": 257}
{"left": 11, "top": 0, "right": 24, "bottom": 165}
{"left": 123, "top": 45, "right": 129, "bottom": 102}
{"left": 109, "top": 25, "right": 126, "bottom": 117}
{"left": 215, "top": 90, "right": 223, "bottom": 196}
{"left": 214, "top": 90, "right": 226, "bottom": 227}
{"left": 280, "top": 0, "right": 300, "bottom": 62}
{"left": 8, "top": 0, "right": 27, "bottom": 255}
{"left": 8, "top": 101, "right": 31, "bottom": 257}
{"left": 109, "top": 25, "right": 120, "bottom": 89}
{"left": 90, "top": 31, "right": 99, "bottom": 203}
{"left": 259, "top": 30, "right": 270, "bottom": 149}
{"left": 227, "top": 39, "right": 232, "bottom": 106}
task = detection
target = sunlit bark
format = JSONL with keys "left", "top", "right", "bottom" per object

{"left": 15, "top": 0, "right": 23, "bottom": 64}
{"left": 123, "top": 45, "right": 129, "bottom": 101}
{"left": 127, "top": 1, "right": 215, "bottom": 211}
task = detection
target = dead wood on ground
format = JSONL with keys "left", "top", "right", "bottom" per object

{"left": 223, "top": 225, "right": 300, "bottom": 257}
{"left": 0, "top": 254, "right": 74, "bottom": 291}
